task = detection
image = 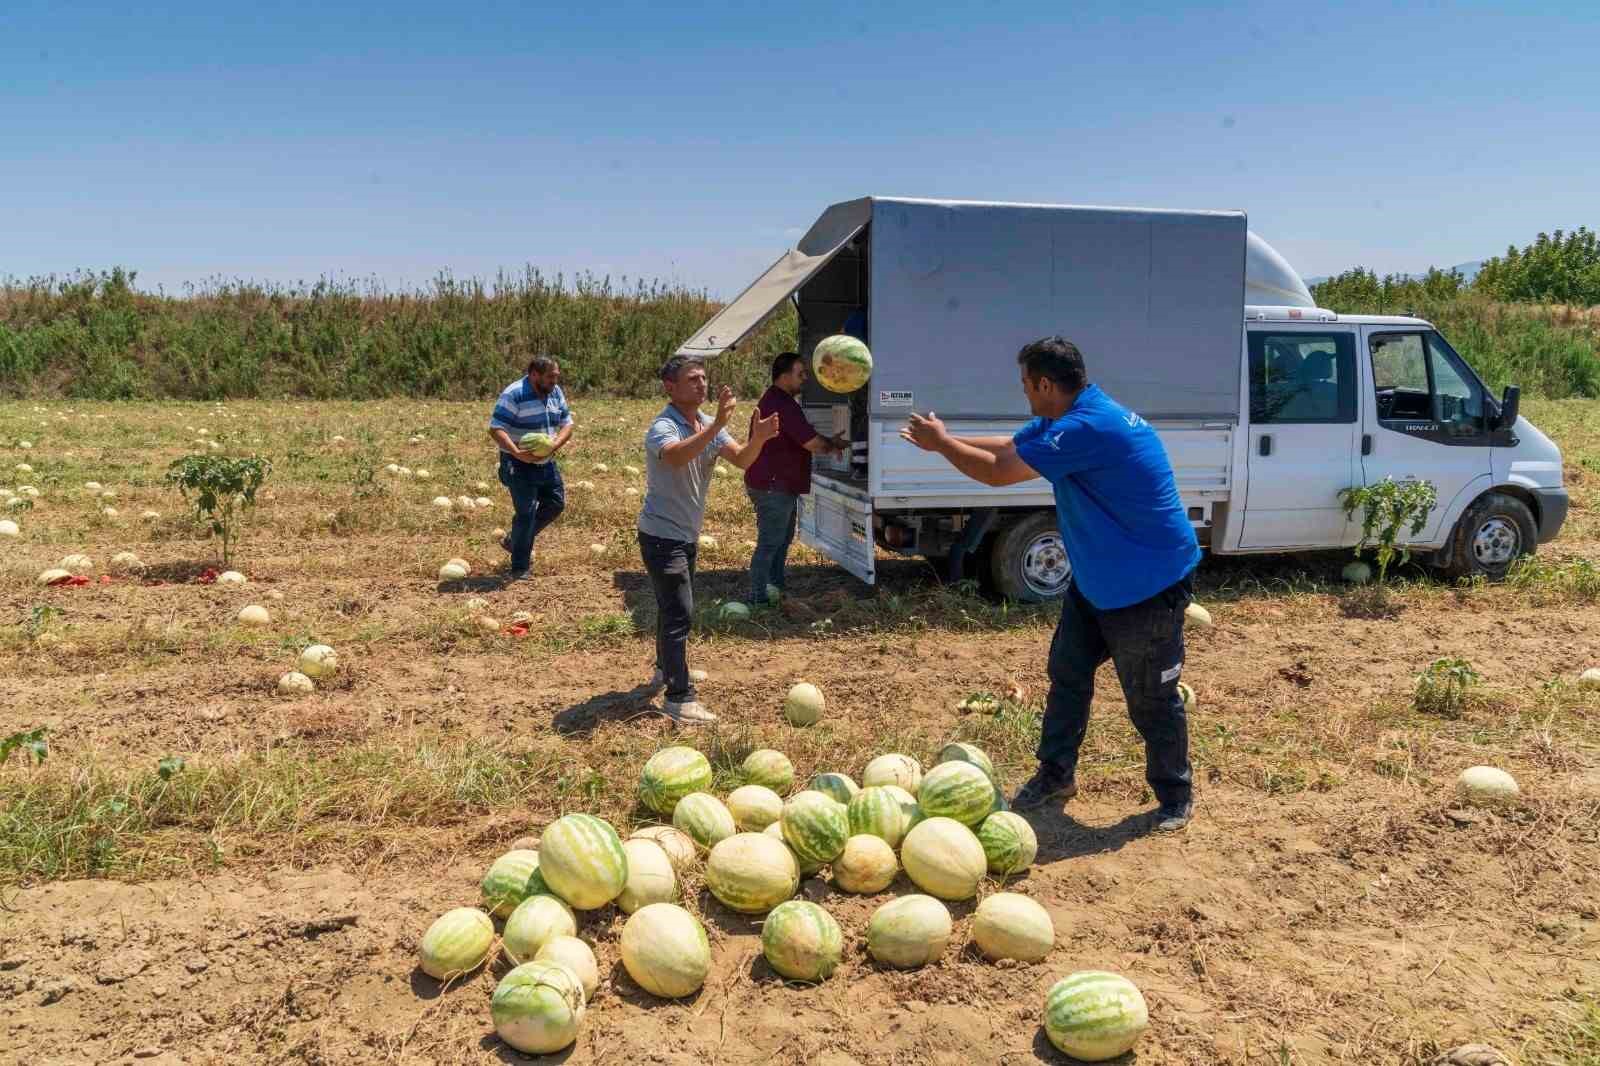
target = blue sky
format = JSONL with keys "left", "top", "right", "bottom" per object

{"left": 3, "top": 1, "right": 1597, "bottom": 297}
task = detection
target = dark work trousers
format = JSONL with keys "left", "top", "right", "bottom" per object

{"left": 746, "top": 488, "right": 799, "bottom": 604}
{"left": 638, "top": 531, "right": 699, "bottom": 703}
{"left": 499, "top": 455, "right": 565, "bottom": 571}
{"left": 1039, "top": 572, "right": 1195, "bottom": 807}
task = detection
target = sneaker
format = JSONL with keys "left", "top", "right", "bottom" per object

{"left": 1011, "top": 767, "right": 1078, "bottom": 811}
{"left": 505, "top": 569, "right": 531, "bottom": 583}
{"left": 646, "top": 668, "right": 709, "bottom": 693}
{"left": 662, "top": 700, "right": 718, "bottom": 725}
{"left": 1153, "top": 800, "right": 1193, "bottom": 832}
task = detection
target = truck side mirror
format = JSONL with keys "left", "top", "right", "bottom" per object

{"left": 1496, "top": 385, "right": 1521, "bottom": 430}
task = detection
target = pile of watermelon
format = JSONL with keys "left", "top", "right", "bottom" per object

{"left": 412, "top": 724, "right": 1149, "bottom": 1060}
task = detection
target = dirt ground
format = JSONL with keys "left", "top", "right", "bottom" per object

{"left": 2, "top": 398, "right": 1598, "bottom": 1065}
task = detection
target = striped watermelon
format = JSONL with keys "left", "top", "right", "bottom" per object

{"left": 809, "top": 772, "right": 859, "bottom": 805}
{"left": 705, "top": 832, "right": 800, "bottom": 913}
{"left": 620, "top": 903, "right": 711, "bottom": 998}
{"left": 418, "top": 907, "right": 495, "bottom": 980}
{"left": 764, "top": 821, "right": 823, "bottom": 876}
{"left": 616, "top": 837, "right": 679, "bottom": 913}
{"left": 726, "top": 784, "right": 784, "bottom": 831}
{"left": 1043, "top": 971, "right": 1149, "bottom": 1061}
{"left": 918, "top": 761, "right": 998, "bottom": 826}
{"left": 936, "top": 741, "right": 996, "bottom": 781}
{"left": 781, "top": 790, "right": 849, "bottom": 865}
{"left": 972, "top": 892, "right": 1054, "bottom": 962}
{"left": 640, "top": 746, "right": 713, "bottom": 816}
{"left": 481, "top": 849, "right": 544, "bottom": 918}
{"left": 866, "top": 894, "right": 951, "bottom": 969}
{"left": 900, "top": 817, "right": 987, "bottom": 900}
{"left": 812, "top": 335, "right": 873, "bottom": 394}
{"left": 503, "top": 894, "right": 578, "bottom": 964}
{"left": 846, "top": 785, "right": 918, "bottom": 848}
{"left": 862, "top": 753, "right": 922, "bottom": 795}
{"left": 761, "top": 900, "right": 843, "bottom": 982}
{"left": 742, "top": 748, "right": 795, "bottom": 792}
{"left": 491, "top": 961, "right": 586, "bottom": 1054}
{"left": 976, "top": 810, "right": 1038, "bottom": 874}
{"left": 832, "top": 835, "right": 898, "bottom": 894}
{"left": 673, "top": 792, "right": 737, "bottom": 850}
{"left": 537, "top": 814, "right": 628, "bottom": 910}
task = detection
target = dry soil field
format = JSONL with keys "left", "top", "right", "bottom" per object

{"left": 2, "top": 397, "right": 1598, "bottom": 1066}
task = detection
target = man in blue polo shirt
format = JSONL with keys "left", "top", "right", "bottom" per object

{"left": 901, "top": 336, "right": 1199, "bottom": 831}
{"left": 488, "top": 355, "right": 574, "bottom": 581}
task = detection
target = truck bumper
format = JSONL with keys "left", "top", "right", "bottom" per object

{"left": 1534, "top": 487, "right": 1570, "bottom": 543}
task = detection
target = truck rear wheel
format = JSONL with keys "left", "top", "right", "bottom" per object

{"left": 989, "top": 512, "right": 1070, "bottom": 602}
{"left": 1436, "top": 491, "right": 1537, "bottom": 581}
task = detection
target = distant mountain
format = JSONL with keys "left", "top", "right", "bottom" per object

{"left": 1304, "top": 260, "right": 1483, "bottom": 287}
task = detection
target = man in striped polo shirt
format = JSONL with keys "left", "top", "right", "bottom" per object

{"left": 488, "top": 355, "right": 574, "bottom": 580}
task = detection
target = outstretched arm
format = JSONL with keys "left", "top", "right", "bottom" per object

{"left": 899, "top": 413, "right": 1039, "bottom": 487}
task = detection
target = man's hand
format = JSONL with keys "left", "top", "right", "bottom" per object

{"left": 713, "top": 386, "right": 737, "bottom": 428}
{"left": 899, "top": 411, "right": 950, "bottom": 453}
{"left": 513, "top": 448, "right": 545, "bottom": 464}
{"left": 750, "top": 411, "right": 780, "bottom": 443}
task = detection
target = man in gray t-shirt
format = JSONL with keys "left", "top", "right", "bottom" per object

{"left": 638, "top": 355, "right": 779, "bottom": 724}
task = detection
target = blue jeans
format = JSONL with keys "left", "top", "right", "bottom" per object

{"left": 1039, "top": 573, "right": 1195, "bottom": 806}
{"left": 746, "top": 489, "right": 798, "bottom": 604}
{"left": 499, "top": 455, "right": 565, "bottom": 571}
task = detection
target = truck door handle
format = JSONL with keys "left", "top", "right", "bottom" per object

{"left": 1258, "top": 434, "right": 1272, "bottom": 457}
{"left": 1361, "top": 434, "right": 1372, "bottom": 456}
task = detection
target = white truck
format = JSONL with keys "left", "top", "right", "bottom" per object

{"left": 676, "top": 197, "right": 1569, "bottom": 600}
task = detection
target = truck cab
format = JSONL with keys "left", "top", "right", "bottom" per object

{"left": 675, "top": 197, "right": 1567, "bottom": 600}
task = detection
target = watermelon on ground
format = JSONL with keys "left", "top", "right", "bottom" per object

{"left": 917, "top": 761, "right": 998, "bottom": 826}
{"left": 640, "top": 746, "right": 713, "bottom": 816}
{"left": 762, "top": 900, "right": 843, "bottom": 982}
{"left": 1043, "top": 971, "right": 1149, "bottom": 1061}
{"left": 537, "top": 814, "right": 628, "bottom": 910}
{"left": 781, "top": 790, "right": 849, "bottom": 866}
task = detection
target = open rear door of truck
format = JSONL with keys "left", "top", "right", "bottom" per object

{"left": 798, "top": 478, "right": 875, "bottom": 585}
{"left": 676, "top": 199, "right": 869, "bottom": 358}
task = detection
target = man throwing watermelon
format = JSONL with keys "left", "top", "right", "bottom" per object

{"left": 900, "top": 337, "right": 1199, "bottom": 831}
{"left": 488, "top": 355, "right": 574, "bottom": 581}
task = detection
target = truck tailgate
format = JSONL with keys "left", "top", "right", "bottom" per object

{"left": 798, "top": 479, "right": 875, "bottom": 584}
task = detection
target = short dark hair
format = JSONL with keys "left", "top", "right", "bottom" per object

{"left": 771, "top": 351, "right": 803, "bottom": 382}
{"left": 1017, "top": 336, "right": 1087, "bottom": 392}
{"left": 526, "top": 355, "right": 558, "bottom": 376}
{"left": 659, "top": 355, "right": 706, "bottom": 383}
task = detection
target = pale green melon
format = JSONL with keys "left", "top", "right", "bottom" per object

{"left": 672, "top": 792, "right": 738, "bottom": 850}
{"left": 972, "top": 892, "right": 1054, "bottom": 962}
{"left": 418, "top": 907, "right": 494, "bottom": 980}
{"left": 619, "top": 903, "right": 710, "bottom": 998}
{"left": 866, "top": 894, "right": 951, "bottom": 969}
{"left": 705, "top": 832, "right": 800, "bottom": 914}
{"left": 810, "top": 772, "right": 859, "bottom": 805}
{"left": 503, "top": 894, "right": 578, "bottom": 965}
{"left": 491, "top": 961, "right": 586, "bottom": 1054}
{"left": 764, "top": 821, "right": 823, "bottom": 876}
{"left": 862, "top": 753, "right": 922, "bottom": 795}
{"left": 1043, "top": 971, "right": 1149, "bottom": 1061}
{"left": 784, "top": 682, "right": 825, "bottom": 726}
{"left": 616, "top": 837, "right": 678, "bottom": 914}
{"left": 742, "top": 748, "right": 795, "bottom": 792}
{"left": 832, "top": 835, "right": 898, "bottom": 894}
{"left": 537, "top": 814, "right": 628, "bottom": 910}
{"left": 761, "top": 900, "right": 843, "bottom": 982}
{"left": 936, "top": 741, "right": 996, "bottom": 781}
{"left": 727, "top": 784, "right": 785, "bottom": 831}
{"left": 519, "top": 432, "right": 556, "bottom": 459}
{"left": 900, "top": 816, "right": 987, "bottom": 900}
{"left": 481, "top": 849, "right": 545, "bottom": 919}
{"left": 812, "top": 335, "right": 873, "bottom": 394}
{"left": 846, "top": 785, "right": 918, "bottom": 848}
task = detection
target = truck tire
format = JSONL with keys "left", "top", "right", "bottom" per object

{"left": 1436, "top": 491, "right": 1537, "bottom": 581}
{"left": 989, "top": 511, "right": 1071, "bottom": 602}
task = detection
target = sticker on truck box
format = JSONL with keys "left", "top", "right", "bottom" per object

{"left": 879, "top": 390, "right": 913, "bottom": 407}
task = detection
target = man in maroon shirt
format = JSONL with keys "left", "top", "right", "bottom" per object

{"left": 744, "top": 352, "right": 847, "bottom": 605}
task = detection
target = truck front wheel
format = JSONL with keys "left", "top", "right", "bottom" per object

{"left": 989, "top": 512, "right": 1071, "bottom": 602}
{"left": 1436, "top": 491, "right": 1537, "bottom": 581}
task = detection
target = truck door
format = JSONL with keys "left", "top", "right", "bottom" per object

{"left": 1359, "top": 328, "right": 1494, "bottom": 543}
{"left": 1238, "top": 328, "right": 1361, "bottom": 548}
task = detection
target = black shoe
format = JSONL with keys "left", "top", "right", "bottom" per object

{"left": 1154, "top": 800, "right": 1193, "bottom": 831}
{"left": 1011, "top": 767, "right": 1078, "bottom": 811}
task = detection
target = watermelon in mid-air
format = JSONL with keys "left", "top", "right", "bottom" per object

{"left": 812, "top": 335, "right": 872, "bottom": 394}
